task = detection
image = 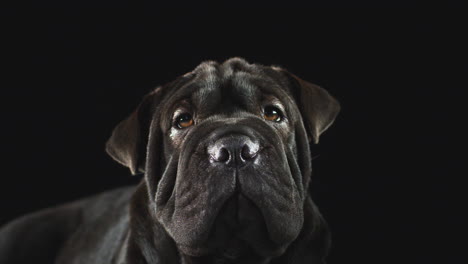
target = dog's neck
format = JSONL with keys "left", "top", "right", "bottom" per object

{"left": 179, "top": 249, "right": 272, "bottom": 264}
{"left": 125, "top": 183, "right": 328, "bottom": 264}
{"left": 178, "top": 236, "right": 276, "bottom": 264}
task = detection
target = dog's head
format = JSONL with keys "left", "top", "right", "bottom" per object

{"left": 106, "top": 58, "right": 339, "bottom": 259}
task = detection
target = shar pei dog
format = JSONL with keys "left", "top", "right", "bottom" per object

{"left": 0, "top": 58, "right": 340, "bottom": 264}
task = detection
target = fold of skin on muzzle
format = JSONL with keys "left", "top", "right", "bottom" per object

{"left": 160, "top": 154, "right": 238, "bottom": 251}
{"left": 153, "top": 118, "right": 306, "bottom": 257}
{"left": 238, "top": 153, "right": 304, "bottom": 246}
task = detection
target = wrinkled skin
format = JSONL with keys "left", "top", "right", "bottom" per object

{"left": 126, "top": 58, "right": 340, "bottom": 262}
{"left": 154, "top": 73, "right": 307, "bottom": 256}
{"left": 0, "top": 58, "right": 339, "bottom": 264}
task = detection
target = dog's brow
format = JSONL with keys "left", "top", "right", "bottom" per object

{"left": 193, "top": 83, "right": 217, "bottom": 100}
{"left": 249, "top": 77, "right": 286, "bottom": 96}
{"left": 232, "top": 73, "right": 258, "bottom": 101}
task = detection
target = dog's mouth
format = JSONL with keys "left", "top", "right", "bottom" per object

{"left": 154, "top": 122, "right": 305, "bottom": 258}
{"left": 176, "top": 193, "right": 254, "bottom": 257}
{"left": 176, "top": 192, "right": 289, "bottom": 258}
{"left": 218, "top": 192, "right": 258, "bottom": 232}
{"left": 156, "top": 151, "right": 304, "bottom": 258}
{"left": 155, "top": 154, "right": 305, "bottom": 258}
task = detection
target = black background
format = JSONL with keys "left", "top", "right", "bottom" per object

{"left": 1, "top": 3, "right": 466, "bottom": 264}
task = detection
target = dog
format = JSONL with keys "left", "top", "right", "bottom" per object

{"left": 0, "top": 58, "right": 340, "bottom": 264}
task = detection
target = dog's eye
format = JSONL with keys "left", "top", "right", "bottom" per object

{"left": 263, "top": 106, "right": 282, "bottom": 122}
{"left": 175, "top": 113, "right": 194, "bottom": 129}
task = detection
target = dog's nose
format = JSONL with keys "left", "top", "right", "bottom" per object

{"left": 207, "top": 135, "right": 260, "bottom": 166}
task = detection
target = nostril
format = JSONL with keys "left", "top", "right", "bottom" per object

{"left": 213, "top": 147, "right": 230, "bottom": 162}
{"left": 208, "top": 136, "right": 260, "bottom": 165}
{"left": 241, "top": 144, "right": 258, "bottom": 161}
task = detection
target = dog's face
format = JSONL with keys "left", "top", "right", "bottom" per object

{"left": 106, "top": 58, "right": 339, "bottom": 259}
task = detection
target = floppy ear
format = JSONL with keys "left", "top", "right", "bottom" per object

{"left": 105, "top": 88, "right": 161, "bottom": 175}
{"left": 284, "top": 72, "right": 340, "bottom": 144}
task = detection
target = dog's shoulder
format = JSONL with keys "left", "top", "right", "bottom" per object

{"left": 76, "top": 185, "right": 136, "bottom": 223}
{"left": 0, "top": 186, "right": 136, "bottom": 264}
{"left": 54, "top": 186, "right": 137, "bottom": 264}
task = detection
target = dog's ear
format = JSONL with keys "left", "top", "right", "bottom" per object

{"left": 105, "top": 88, "right": 161, "bottom": 175}
{"left": 280, "top": 70, "right": 340, "bottom": 144}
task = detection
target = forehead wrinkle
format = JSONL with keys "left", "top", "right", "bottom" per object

{"left": 230, "top": 72, "right": 260, "bottom": 107}
{"left": 192, "top": 85, "right": 221, "bottom": 114}
{"left": 193, "top": 61, "right": 221, "bottom": 89}
{"left": 249, "top": 75, "right": 289, "bottom": 98}
{"left": 191, "top": 61, "right": 222, "bottom": 111}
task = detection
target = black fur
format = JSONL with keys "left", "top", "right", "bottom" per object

{"left": 0, "top": 58, "right": 339, "bottom": 264}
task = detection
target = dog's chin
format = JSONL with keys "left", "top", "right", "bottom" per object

{"left": 174, "top": 194, "right": 291, "bottom": 259}
{"left": 176, "top": 239, "right": 287, "bottom": 259}
{"left": 177, "top": 244, "right": 213, "bottom": 257}
{"left": 176, "top": 238, "right": 252, "bottom": 258}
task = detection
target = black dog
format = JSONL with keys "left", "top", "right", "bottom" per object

{"left": 0, "top": 58, "right": 340, "bottom": 264}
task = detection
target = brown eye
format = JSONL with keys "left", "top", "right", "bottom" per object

{"left": 263, "top": 106, "right": 282, "bottom": 122}
{"left": 175, "top": 113, "right": 194, "bottom": 128}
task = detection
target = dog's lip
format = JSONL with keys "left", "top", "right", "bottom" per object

{"left": 173, "top": 175, "right": 296, "bottom": 260}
